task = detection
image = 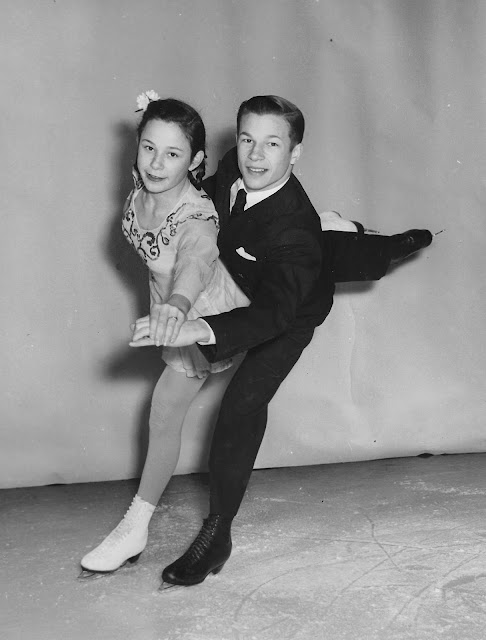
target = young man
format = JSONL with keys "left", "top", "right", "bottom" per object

{"left": 135, "top": 96, "right": 432, "bottom": 587}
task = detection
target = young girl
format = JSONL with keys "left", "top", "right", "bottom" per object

{"left": 80, "top": 94, "right": 249, "bottom": 576}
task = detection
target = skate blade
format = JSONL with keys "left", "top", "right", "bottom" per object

{"left": 78, "top": 569, "right": 111, "bottom": 580}
{"left": 77, "top": 553, "right": 141, "bottom": 580}
{"left": 158, "top": 581, "right": 184, "bottom": 592}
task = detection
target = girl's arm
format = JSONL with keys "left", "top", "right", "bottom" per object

{"left": 148, "top": 212, "right": 220, "bottom": 346}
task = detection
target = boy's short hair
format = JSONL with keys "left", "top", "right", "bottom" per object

{"left": 236, "top": 95, "right": 305, "bottom": 148}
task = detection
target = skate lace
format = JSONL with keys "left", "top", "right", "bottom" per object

{"left": 179, "top": 518, "right": 223, "bottom": 566}
{"left": 90, "top": 500, "right": 141, "bottom": 553}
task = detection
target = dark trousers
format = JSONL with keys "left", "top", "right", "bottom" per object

{"left": 322, "top": 231, "right": 392, "bottom": 282}
{"left": 209, "top": 325, "right": 316, "bottom": 517}
{"left": 208, "top": 231, "right": 394, "bottom": 517}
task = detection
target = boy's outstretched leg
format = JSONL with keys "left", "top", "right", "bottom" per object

{"left": 322, "top": 228, "right": 433, "bottom": 283}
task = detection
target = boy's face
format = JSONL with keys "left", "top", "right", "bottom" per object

{"left": 237, "top": 113, "right": 302, "bottom": 192}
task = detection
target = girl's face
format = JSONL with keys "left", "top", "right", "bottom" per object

{"left": 136, "top": 119, "right": 201, "bottom": 197}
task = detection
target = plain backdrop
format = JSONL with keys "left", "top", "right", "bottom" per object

{"left": 2, "top": 0, "right": 485, "bottom": 488}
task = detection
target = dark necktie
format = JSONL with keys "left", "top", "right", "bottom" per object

{"left": 231, "top": 189, "right": 247, "bottom": 217}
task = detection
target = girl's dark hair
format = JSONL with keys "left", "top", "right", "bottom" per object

{"left": 237, "top": 95, "right": 305, "bottom": 149}
{"left": 137, "top": 98, "right": 206, "bottom": 188}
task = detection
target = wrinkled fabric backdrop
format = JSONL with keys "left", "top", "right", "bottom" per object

{"left": 2, "top": 0, "right": 485, "bottom": 488}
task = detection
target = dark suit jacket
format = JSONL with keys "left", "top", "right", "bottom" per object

{"left": 199, "top": 147, "right": 335, "bottom": 362}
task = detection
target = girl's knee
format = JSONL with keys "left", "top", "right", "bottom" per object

{"left": 148, "top": 397, "right": 184, "bottom": 437}
{"left": 148, "top": 366, "right": 205, "bottom": 437}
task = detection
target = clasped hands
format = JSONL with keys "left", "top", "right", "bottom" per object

{"left": 129, "top": 302, "right": 210, "bottom": 348}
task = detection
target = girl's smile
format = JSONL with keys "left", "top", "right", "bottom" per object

{"left": 145, "top": 172, "right": 166, "bottom": 182}
{"left": 136, "top": 120, "right": 202, "bottom": 202}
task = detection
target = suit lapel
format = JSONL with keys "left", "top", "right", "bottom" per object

{"left": 242, "top": 176, "right": 295, "bottom": 222}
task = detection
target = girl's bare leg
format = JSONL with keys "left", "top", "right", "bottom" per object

{"left": 80, "top": 355, "right": 245, "bottom": 574}
{"left": 137, "top": 366, "right": 207, "bottom": 506}
{"left": 139, "top": 354, "right": 246, "bottom": 505}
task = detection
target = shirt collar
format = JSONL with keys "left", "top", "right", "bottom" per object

{"left": 231, "top": 177, "right": 290, "bottom": 210}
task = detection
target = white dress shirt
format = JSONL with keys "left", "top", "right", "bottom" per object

{"left": 229, "top": 177, "right": 289, "bottom": 211}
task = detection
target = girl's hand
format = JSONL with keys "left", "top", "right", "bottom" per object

{"left": 130, "top": 317, "right": 211, "bottom": 348}
{"left": 129, "top": 315, "right": 154, "bottom": 347}
{"left": 149, "top": 302, "right": 187, "bottom": 347}
{"left": 318, "top": 210, "right": 358, "bottom": 232}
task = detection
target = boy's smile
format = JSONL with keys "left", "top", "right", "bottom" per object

{"left": 237, "top": 113, "right": 301, "bottom": 192}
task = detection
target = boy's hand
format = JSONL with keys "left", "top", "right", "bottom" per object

{"left": 165, "top": 319, "right": 211, "bottom": 347}
{"left": 129, "top": 317, "right": 211, "bottom": 348}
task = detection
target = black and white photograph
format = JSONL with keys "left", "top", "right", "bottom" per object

{"left": 2, "top": 1, "right": 485, "bottom": 638}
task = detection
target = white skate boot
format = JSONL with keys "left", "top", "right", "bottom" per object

{"left": 79, "top": 495, "right": 155, "bottom": 577}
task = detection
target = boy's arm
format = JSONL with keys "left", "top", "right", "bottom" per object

{"left": 199, "top": 225, "right": 323, "bottom": 361}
